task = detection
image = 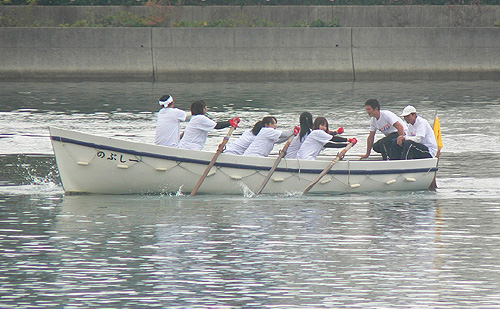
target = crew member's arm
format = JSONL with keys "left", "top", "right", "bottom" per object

{"left": 395, "top": 121, "right": 406, "bottom": 146}
{"left": 277, "top": 129, "right": 294, "bottom": 143}
{"left": 214, "top": 117, "right": 240, "bottom": 129}
{"left": 332, "top": 135, "right": 347, "bottom": 142}
{"left": 400, "top": 123, "right": 423, "bottom": 144}
{"left": 324, "top": 137, "right": 357, "bottom": 148}
{"left": 395, "top": 121, "right": 405, "bottom": 135}
{"left": 214, "top": 121, "right": 230, "bottom": 129}
{"left": 360, "top": 131, "right": 375, "bottom": 159}
{"left": 404, "top": 135, "right": 422, "bottom": 143}
{"left": 328, "top": 127, "right": 344, "bottom": 136}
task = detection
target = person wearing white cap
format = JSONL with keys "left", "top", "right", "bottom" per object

{"left": 155, "top": 95, "right": 187, "bottom": 147}
{"left": 360, "top": 99, "right": 407, "bottom": 160}
{"left": 392, "top": 105, "right": 438, "bottom": 160}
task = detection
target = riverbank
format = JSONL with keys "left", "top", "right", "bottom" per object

{"left": 1, "top": 27, "right": 499, "bottom": 82}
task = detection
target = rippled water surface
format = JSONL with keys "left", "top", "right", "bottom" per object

{"left": 1, "top": 81, "right": 500, "bottom": 308}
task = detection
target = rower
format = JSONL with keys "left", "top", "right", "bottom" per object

{"left": 243, "top": 116, "right": 297, "bottom": 157}
{"left": 178, "top": 100, "right": 239, "bottom": 151}
{"left": 155, "top": 94, "right": 187, "bottom": 147}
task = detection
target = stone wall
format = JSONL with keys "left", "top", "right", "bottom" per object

{"left": 1, "top": 27, "right": 499, "bottom": 81}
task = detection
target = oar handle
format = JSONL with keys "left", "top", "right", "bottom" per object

{"left": 255, "top": 134, "right": 295, "bottom": 195}
{"left": 190, "top": 126, "right": 236, "bottom": 196}
{"left": 302, "top": 142, "right": 354, "bottom": 195}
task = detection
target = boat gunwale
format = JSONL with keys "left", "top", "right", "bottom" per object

{"left": 50, "top": 134, "right": 438, "bottom": 176}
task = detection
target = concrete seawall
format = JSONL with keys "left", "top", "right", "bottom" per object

{"left": 1, "top": 27, "right": 499, "bottom": 82}
{"left": 2, "top": 5, "right": 500, "bottom": 27}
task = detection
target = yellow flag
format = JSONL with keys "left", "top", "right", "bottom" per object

{"left": 433, "top": 116, "right": 443, "bottom": 152}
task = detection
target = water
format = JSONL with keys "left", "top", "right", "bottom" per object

{"left": 1, "top": 80, "right": 500, "bottom": 308}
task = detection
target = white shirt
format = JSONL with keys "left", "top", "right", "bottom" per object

{"left": 224, "top": 129, "right": 256, "bottom": 155}
{"left": 244, "top": 127, "right": 282, "bottom": 157}
{"left": 405, "top": 116, "right": 438, "bottom": 157}
{"left": 297, "top": 130, "right": 333, "bottom": 160}
{"left": 370, "top": 110, "right": 407, "bottom": 136}
{"left": 155, "top": 107, "right": 187, "bottom": 147}
{"left": 178, "top": 114, "right": 216, "bottom": 151}
{"left": 285, "top": 133, "right": 309, "bottom": 159}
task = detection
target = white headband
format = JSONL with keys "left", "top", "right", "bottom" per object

{"left": 159, "top": 95, "right": 174, "bottom": 106}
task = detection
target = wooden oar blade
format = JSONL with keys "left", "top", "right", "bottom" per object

{"left": 190, "top": 126, "right": 236, "bottom": 196}
{"left": 302, "top": 143, "right": 354, "bottom": 195}
{"left": 255, "top": 135, "right": 295, "bottom": 195}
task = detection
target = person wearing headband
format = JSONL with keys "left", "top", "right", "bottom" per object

{"left": 155, "top": 95, "right": 187, "bottom": 147}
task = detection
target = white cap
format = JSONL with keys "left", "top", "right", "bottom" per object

{"left": 400, "top": 105, "right": 417, "bottom": 117}
{"left": 159, "top": 95, "right": 174, "bottom": 107}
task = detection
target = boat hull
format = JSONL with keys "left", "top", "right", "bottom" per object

{"left": 49, "top": 127, "right": 438, "bottom": 195}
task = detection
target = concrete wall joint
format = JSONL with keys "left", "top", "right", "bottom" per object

{"left": 350, "top": 27, "right": 355, "bottom": 82}
{"left": 151, "top": 28, "right": 156, "bottom": 81}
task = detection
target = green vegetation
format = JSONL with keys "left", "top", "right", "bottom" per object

{"left": 0, "top": 0, "right": 494, "bottom": 28}
{"left": 64, "top": 16, "right": 337, "bottom": 27}
{"left": 0, "top": 3, "right": 343, "bottom": 27}
{"left": 173, "top": 17, "right": 276, "bottom": 27}
{"left": 1, "top": 7, "right": 341, "bottom": 27}
{"left": 290, "top": 17, "right": 341, "bottom": 27}
{"left": 60, "top": 12, "right": 149, "bottom": 27}
{"left": 2, "top": 0, "right": 500, "bottom": 5}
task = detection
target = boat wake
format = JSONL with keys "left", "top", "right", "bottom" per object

{"left": 0, "top": 154, "right": 64, "bottom": 196}
{"left": 0, "top": 179, "right": 64, "bottom": 196}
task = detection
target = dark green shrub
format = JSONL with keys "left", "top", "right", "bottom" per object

{"left": 4, "top": 0, "right": 500, "bottom": 5}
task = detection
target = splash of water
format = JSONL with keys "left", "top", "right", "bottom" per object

{"left": 0, "top": 155, "right": 64, "bottom": 196}
{"left": 175, "top": 185, "right": 184, "bottom": 197}
{"left": 0, "top": 172, "right": 64, "bottom": 196}
{"left": 284, "top": 190, "right": 304, "bottom": 198}
{"left": 238, "top": 182, "right": 256, "bottom": 198}
{"left": 158, "top": 185, "right": 185, "bottom": 197}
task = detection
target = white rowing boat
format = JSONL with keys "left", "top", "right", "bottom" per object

{"left": 49, "top": 127, "right": 439, "bottom": 195}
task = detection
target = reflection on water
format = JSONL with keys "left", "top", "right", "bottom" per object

{"left": 1, "top": 80, "right": 500, "bottom": 307}
{"left": 1, "top": 194, "right": 500, "bottom": 307}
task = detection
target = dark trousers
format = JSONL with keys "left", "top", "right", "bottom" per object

{"left": 392, "top": 140, "right": 432, "bottom": 160}
{"left": 373, "top": 132, "right": 399, "bottom": 160}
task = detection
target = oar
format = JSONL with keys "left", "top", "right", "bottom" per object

{"left": 428, "top": 157, "right": 439, "bottom": 190}
{"left": 255, "top": 134, "right": 295, "bottom": 195}
{"left": 190, "top": 125, "right": 237, "bottom": 196}
{"left": 302, "top": 142, "right": 354, "bottom": 195}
